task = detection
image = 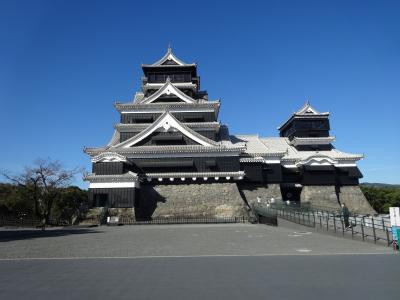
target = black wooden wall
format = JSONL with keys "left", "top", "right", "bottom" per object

{"left": 121, "top": 112, "right": 216, "bottom": 124}
{"left": 93, "top": 162, "right": 126, "bottom": 175}
{"left": 119, "top": 130, "right": 217, "bottom": 143}
{"left": 280, "top": 119, "right": 330, "bottom": 139}
{"left": 90, "top": 188, "right": 136, "bottom": 208}
{"left": 131, "top": 156, "right": 240, "bottom": 173}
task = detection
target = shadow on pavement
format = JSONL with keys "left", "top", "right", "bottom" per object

{"left": 0, "top": 228, "right": 102, "bottom": 242}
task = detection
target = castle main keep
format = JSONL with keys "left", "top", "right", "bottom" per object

{"left": 84, "top": 48, "right": 374, "bottom": 219}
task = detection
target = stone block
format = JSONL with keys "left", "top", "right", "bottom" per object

{"left": 108, "top": 208, "right": 135, "bottom": 218}
{"left": 238, "top": 183, "right": 282, "bottom": 206}
{"left": 137, "top": 182, "right": 248, "bottom": 219}
{"left": 338, "top": 186, "right": 376, "bottom": 215}
{"left": 300, "top": 185, "right": 341, "bottom": 210}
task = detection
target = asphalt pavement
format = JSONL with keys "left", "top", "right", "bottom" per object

{"left": 0, "top": 223, "right": 398, "bottom": 300}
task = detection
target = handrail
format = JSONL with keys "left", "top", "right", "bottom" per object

{"left": 253, "top": 203, "right": 395, "bottom": 249}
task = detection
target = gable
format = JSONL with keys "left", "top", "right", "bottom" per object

{"left": 140, "top": 80, "right": 196, "bottom": 104}
{"left": 161, "top": 59, "right": 179, "bottom": 66}
{"left": 151, "top": 95, "right": 187, "bottom": 103}
{"left": 134, "top": 131, "right": 202, "bottom": 146}
{"left": 115, "top": 112, "right": 217, "bottom": 148}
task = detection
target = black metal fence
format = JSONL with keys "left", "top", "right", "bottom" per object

{"left": 254, "top": 204, "right": 395, "bottom": 248}
{"left": 113, "top": 215, "right": 248, "bottom": 225}
{"left": 0, "top": 214, "right": 72, "bottom": 228}
{"left": 0, "top": 215, "right": 42, "bottom": 227}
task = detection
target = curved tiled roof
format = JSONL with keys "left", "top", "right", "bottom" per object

{"left": 114, "top": 101, "right": 220, "bottom": 112}
{"left": 84, "top": 171, "right": 138, "bottom": 182}
{"left": 295, "top": 101, "right": 329, "bottom": 116}
{"left": 84, "top": 144, "right": 245, "bottom": 156}
{"left": 278, "top": 101, "right": 330, "bottom": 130}
{"left": 141, "top": 47, "right": 196, "bottom": 67}
{"left": 144, "top": 171, "right": 244, "bottom": 179}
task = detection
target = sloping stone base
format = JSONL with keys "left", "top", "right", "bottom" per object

{"left": 300, "top": 186, "right": 341, "bottom": 211}
{"left": 108, "top": 208, "right": 135, "bottom": 218}
{"left": 338, "top": 186, "right": 376, "bottom": 215}
{"left": 79, "top": 207, "right": 104, "bottom": 226}
{"left": 136, "top": 183, "right": 248, "bottom": 220}
{"left": 237, "top": 183, "right": 282, "bottom": 206}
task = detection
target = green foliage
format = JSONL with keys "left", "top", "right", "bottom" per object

{"left": 0, "top": 183, "right": 88, "bottom": 223}
{"left": 1, "top": 158, "right": 84, "bottom": 224}
{"left": 360, "top": 185, "right": 400, "bottom": 213}
{"left": 0, "top": 183, "right": 34, "bottom": 215}
{"left": 52, "top": 186, "right": 89, "bottom": 224}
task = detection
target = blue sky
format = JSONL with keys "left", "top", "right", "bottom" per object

{"left": 1, "top": 0, "right": 399, "bottom": 186}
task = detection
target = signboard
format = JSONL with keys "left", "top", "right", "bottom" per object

{"left": 389, "top": 207, "right": 400, "bottom": 250}
{"left": 389, "top": 207, "right": 400, "bottom": 227}
{"left": 392, "top": 226, "right": 398, "bottom": 241}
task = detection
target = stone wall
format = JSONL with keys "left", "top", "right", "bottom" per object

{"left": 108, "top": 208, "right": 135, "bottom": 218}
{"left": 136, "top": 182, "right": 248, "bottom": 219}
{"left": 237, "top": 183, "right": 282, "bottom": 206}
{"left": 300, "top": 185, "right": 341, "bottom": 210}
{"left": 338, "top": 186, "right": 376, "bottom": 215}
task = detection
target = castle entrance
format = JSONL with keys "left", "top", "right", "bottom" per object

{"left": 280, "top": 184, "right": 302, "bottom": 205}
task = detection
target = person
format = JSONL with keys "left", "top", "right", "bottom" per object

{"left": 341, "top": 203, "right": 351, "bottom": 229}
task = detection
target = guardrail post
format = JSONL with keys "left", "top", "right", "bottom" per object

{"left": 333, "top": 215, "right": 337, "bottom": 232}
{"left": 319, "top": 214, "right": 322, "bottom": 228}
{"left": 341, "top": 218, "right": 345, "bottom": 236}
{"left": 351, "top": 221, "right": 354, "bottom": 238}
{"left": 381, "top": 218, "right": 385, "bottom": 231}
{"left": 372, "top": 218, "right": 377, "bottom": 244}
{"left": 386, "top": 229, "right": 390, "bottom": 247}
{"left": 326, "top": 214, "right": 329, "bottom": 231}
{"left": 361, "top": 217, "right": 365, "bottom": 241}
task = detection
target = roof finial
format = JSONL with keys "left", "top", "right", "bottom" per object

{"left": 305, "top": 99, "right": 310, "bottom": 106}
{"left": 167, "top": 42, "right": 172, "bottom": 52}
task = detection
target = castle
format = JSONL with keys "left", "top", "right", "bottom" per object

{"left": 84, "top": 48, "right": 375, "bottom": 219}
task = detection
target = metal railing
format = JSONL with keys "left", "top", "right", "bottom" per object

{"left": 0, "top": 214, "right": 71, "bottom": 228}
{"left": 254, "top": 204, "right": 394, "bottom": 248}
{"left": 114, "top": 215, "right": 247, "bottom": 225}
{"left": 0, "top": 215, "right": 43, "bottom": 227}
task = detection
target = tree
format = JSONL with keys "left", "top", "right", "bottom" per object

{"left": 53, "top": 186, "right": 89, "bottom": 225}
{"left": 361, "top": 185, "right": 400, "bottom": 213}
{"left": 2, "top": 158, "right": 83, "bottom": 224}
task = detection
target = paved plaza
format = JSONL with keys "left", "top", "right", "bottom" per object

{"left": 0, "top": 222, "right": 398, "bottom": 299}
